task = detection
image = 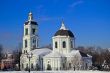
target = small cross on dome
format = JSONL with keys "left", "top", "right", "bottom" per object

{"left": 60, "top": 20, "right": 67, "bottom": 30}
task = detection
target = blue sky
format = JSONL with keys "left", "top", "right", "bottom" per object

{"left": 0, "top": 0, "right": 110, "bottom": 50}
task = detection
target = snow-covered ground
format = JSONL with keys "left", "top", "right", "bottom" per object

{"left": 0, "top": 71, "right": 109, "bottom": 73}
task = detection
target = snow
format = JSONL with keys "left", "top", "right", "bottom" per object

{"left": 44, "top": 51, "right": 65, "bottom": 58}
{"left": 30, "top": 48, "right": 52, "bottom": 56}
{"left": 44, "top": 50, "right": 81, "bottom": 58}
{"left": 108, "top": 48, "right": 110, "bottom": 52}
{"left": 0, "top": 71, "right": 109, "bottom": 73}
{"left": 87, "top": 54, "right": 92, "bottom": 58}
{"left": 66, "top": 50, "right": 79, "bottom": 57}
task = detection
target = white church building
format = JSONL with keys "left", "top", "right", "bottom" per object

{"left": 20, "top": 12, "right": 92, "bottom": 71}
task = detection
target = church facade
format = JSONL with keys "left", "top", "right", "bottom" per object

{"left": 20, "top": 12, "right": 92, "bottom": 71}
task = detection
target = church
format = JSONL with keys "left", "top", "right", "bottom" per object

{"left": 20, "top": 12, "right": 92, "bottom": 71}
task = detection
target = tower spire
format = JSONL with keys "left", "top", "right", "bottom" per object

{"left": 60, "top": 20, "right": 66, "bottom": 30}
{"left": 28, "top": 12, "right": 33, "bottom": 21}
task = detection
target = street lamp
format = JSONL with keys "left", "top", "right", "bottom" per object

{"left": 27, "top": 53, "right": 33, "bottom": 73}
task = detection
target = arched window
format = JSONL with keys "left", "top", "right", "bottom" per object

{"left": 55, "top": 42, "right": 58, "bottom": 48}
{"left": 24, "top": 50, "right": 25, "bottom": 53}
{"left": 69, "top": 63, "right": 71, "bottom": 69}
{"left": 33, "top": 39, "right": 36, "bottom": 48}
{"left": 62, "top": 41, "right": 66, "bottom": 48}
{"left": 32, "top": 28, "right": 36, "bottom": 35}
{"left": 33, "top": 39, "right": 36, "bottom": 43}
{"left": 47, "top": 64, "right": 52, "bottom": 70}
{"left": 85, "top": 63, "right": 88, "bottom": 70}
{"left": 22, "top": 63, "right": 24, "bottom": 69}
{"left": 63, "top": 63, "right": 65, "bottom": 69}
{"left": 36, "top": 64, "right": 40, "bottom": 70}
{"left": 26, "top": 64, "right": 28, "bottom": 68}
{"left": 26, "top": 63, "right": 28, "bottom": 69}
{"left": 25, "top": 40, "right": 27, "bottom": 48}
{"left": 26, "top": 50, "right": 27, "bottom": 53}
{"left": 31, "top": 63, "right": 34, "bottom": 69}
{"left": 25, "top": 28, "right": 28, "bottom": 35}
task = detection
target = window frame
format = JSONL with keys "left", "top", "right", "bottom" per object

{"left": 25, "top": 40, "right": 28, "bottom": 48}
{"left": 32, "top": 28, "right": 36, "bottom": 35}
{"left": 62, "top": 41, "right": 66, "bottom": 48}
{"left": 22, "top": 63, "right": 24, "bottom": 69}
{"left": 55, "top": 42, "right": 58, "bottom": 48}
{"left": 25, "top": 28, "right": 28, "bottom": 35}
{"left": 31, "top": 63, "right": 34, "bottom": 69}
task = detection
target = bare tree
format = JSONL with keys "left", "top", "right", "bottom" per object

{"left": 71, "top": 54, "right": 82, "bottom": 70}
{"left": 0, "top": 44, "right": 3, "bottom": 62}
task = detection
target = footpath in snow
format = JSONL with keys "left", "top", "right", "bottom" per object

{"left": 0, "top": 71, "right": 109, "bottom": 73}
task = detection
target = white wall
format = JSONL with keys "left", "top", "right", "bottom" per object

{"left": 52, "top": 36, "right": 75, "bottom": 55}
{"left": 43, "top": 57, "right": 65, "bottom": 70}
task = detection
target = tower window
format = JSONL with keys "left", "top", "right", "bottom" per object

{"left": 26, "top": 63, "right": 28, "bottom": 69}
{"left": 24, "top": 50, "right": 25, "bottom": 53}
{"left": 25, "top": 40, "right": 28, "bottom": 48}
{"left": 32, "top": 29, "right": 36, "bottom": 35}
{"left": 62, "top": 41, "right": 66, "bottom": 48}
{"left": 26, "top": 50, "right": 27, "bottom": 53}
{"left": 55, "top": 42, "right": 58, "bottom": 48}
{"left": 33, "top": 39, "right": 36, "bottom": 43}
{"left": 25, "top": 28, "right": 28, "bottom": 35}
{"left": 31, "top": 63, "right": 34, "bottom": 69}
{"left": 22, "top": 63, "right": 24, "bottom": 69}
{"left": 69, "top": 63, "right": 71, "bottom": 68}
{"left": 33, "top": 39, "right": 36, "bottom": 49}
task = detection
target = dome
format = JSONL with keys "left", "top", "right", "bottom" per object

{"left": 54, "top": 29, "right": 74, "bottom": 37}
{"left": 25, "top": 12, "right": 38, "bottom": 25}
{"left": 25, "top": 21, "right": 38, "bottom": 25}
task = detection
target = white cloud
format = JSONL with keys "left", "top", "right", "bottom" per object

{"left": 69, "top": 0, "right": 84, "bottom": 8}
{"left": 38, "top": 16, "right": 62, "bottom": 22}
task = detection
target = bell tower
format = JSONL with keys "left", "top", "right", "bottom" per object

{"left": 22, "top": 12, "right": 38, "bottom": 54}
